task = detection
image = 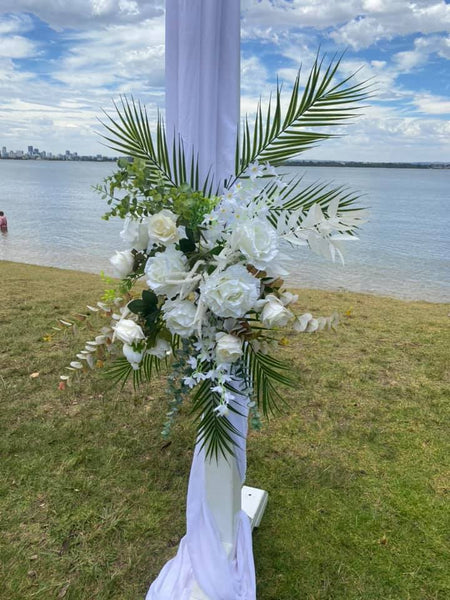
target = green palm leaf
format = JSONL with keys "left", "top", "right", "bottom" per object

{"left": 105, "top": 352, "right": 163, "bottom": 390}
{"left": 242, "top": 343, "right": 294, "bottom": 417}
{"left": 190, "top": 380, "right": 243, "bottom": 460}
{"left": 235, "top": 54, "right": 370, "bottom": 178}
{"left": 263, "top": 177, "right": 364, "bottom": 228}
{"left": 99, "top": 97, "right": 201, "bottom": 189}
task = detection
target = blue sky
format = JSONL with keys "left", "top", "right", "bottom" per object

{"left": 0, "top": 0, "right": 449, "bottom": 161}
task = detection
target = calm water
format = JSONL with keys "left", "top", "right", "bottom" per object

{"left": 0, "top": 160, "right": 449, "bottom": 302}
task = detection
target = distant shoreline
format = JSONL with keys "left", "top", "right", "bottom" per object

{"left": 285, "top": 160, "right": 450, "bottom": 170}
{"left": 0, "top": 156, "right": 115, "bottom": 163}
{"left": 1, "top": 157, "right": 449, "bottom": 169}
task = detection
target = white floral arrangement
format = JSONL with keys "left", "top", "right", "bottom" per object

{"left": 61, "top": 57, "right": 368, "bottom": 457}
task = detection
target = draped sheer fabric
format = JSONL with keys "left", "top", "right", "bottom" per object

{"left": 164, "top": 0, "right": 240, "bottom": 191}
{"left": 145, "top": 390, "right": 255, "bottom": 599}
{"left": 145, "top": 2, "right": 256, "bottom": 598}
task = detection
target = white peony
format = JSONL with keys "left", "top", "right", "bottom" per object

{"left": 144, "top": 246, "right": 187, "bottom": 298}
{"left": 215, "top": 333, "right": 243, "bottom": 364}
{"left": 260, "top": 294, "right": 293, "bottom": 328}
{"left": 120, "top": 216, "right": 149, "bottom": 250}
{"left": 123, "top": 343, "right": 143, "bottom": 370}
{"left": 110, "top": 249, "right": 134, "bottom": 278}
{"left": 147, "top": 209, "right": 182, "bottom": 246}
{"left": 113, "top": 319, "right": 145, "bottom": 345}
{"left": 200, "top": 264, "right": 260, "bottom": 318}
{"left": 147, "top": 337, "right": 172, "bottom": 359}
{"left": 230, "top": 217, "right": 279, "bottom": 269}
{"left": 162, "top": 299, "right": 197, "bottom": 337}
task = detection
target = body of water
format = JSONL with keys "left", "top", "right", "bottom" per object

{"left": 0, "top": 160, "right": 449, "bottom": 302}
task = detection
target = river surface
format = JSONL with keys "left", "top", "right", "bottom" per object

{"left": 0, "top": 160, "right": 448, "bottom": 302}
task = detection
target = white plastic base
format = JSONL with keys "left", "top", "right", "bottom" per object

{"left": 241, "top": 486, "right": 269, "bottom": 529}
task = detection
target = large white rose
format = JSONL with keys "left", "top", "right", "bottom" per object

{"left": 260, "top": 294, "right": 293, "bottom": 328}
{"left": 147, "top": 337, "right": 172, "bottom": 359}
{"left": 200, "top": 264, "right": 260, "bottom": 318}
{"left": 215, "top": 333, "right": 243, "bottom": 364}
{"left": 230, "top": 217, "right": 278, "bottom": 269}
{"left": 144, "top": 246, "right": 187, "bottom": 298}
{"left": 113, "top": 319, "right": 145, "bottom": 345}
{"left": 120, "top": 216, "right": 149, "bottom": 250}
{"left": 110, "top": 249, "right": 134, "bottom": 278}
{"left": 147, "top": 209, "right": 182, "bottom": 246}
{"left": 162, "top": 299, "right": 197, "bottom": 337}
{"left": 123, "top": 343, "right": 143, "bottom": 370}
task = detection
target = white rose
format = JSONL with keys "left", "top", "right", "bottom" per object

{"left": 200, "top": 264, "right": 260, "bottom": 318}
{"left": 147, "top": 209, "right": 182, "bottom": 246}
{"left": 215, "top": 333, "right": 243, "bottom": 364}
{"left": 110, "top": 249, "right": 134, "bottom": 278}
{"left": 123, "top": 343, "right": 143, "bottom": 370}
{"left": 144, "top": 246, "right": 187, "bottom": 298}
{"left": 260, "top": 295, "right": 293, "bottom": 328}
{"left": 113, "top": 319, "right": 145, "bottom": 345}
{"left": 230, "top": 217, "right": 278, "bottom": 269}
{"left": 120, "top": 216, "right": 149, "bottom": 250}
{"left": 162, "top": 299, "right": 197, "bottom": 337}
{"left": 147, "top": 337, "right": 172, "bottom": 359}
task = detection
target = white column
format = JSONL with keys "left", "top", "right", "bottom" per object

{"left": 148, "top": 3, "right": 265, "bottom": 598}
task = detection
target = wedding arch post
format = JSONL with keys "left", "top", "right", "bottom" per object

{"left": 145, "top": 1, "right": 267, "bottom": 599}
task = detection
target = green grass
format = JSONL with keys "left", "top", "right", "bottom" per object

{"left": 0, "top": 260, "right": 449, "bottom": 599}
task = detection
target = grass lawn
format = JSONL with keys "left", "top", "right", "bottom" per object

{"left": 0, "top": 260, "right": 449, "bottom": 600}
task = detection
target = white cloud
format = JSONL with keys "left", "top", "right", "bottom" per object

{"left": 242, "top": 1, "right": 450, "bottom": 52}
{"left": 413, "top": 92, "right": 450, "bottom": 114}
{"left": 0, "top": 13, "right": 34, "bottom": 35}
{"left": 0, "top": 34, "right": 36, "bottom": 58}
{"left": 394, "top": 35, "right": 450, "bottom": 71}
{"left": 242, "top": 0, "right": 361, "bottom": 32}
{"left": 331, "top": 1, "right": 450, "bottom": 50}
{"left": 0, "top": 0, "right": 163, "bottom": 29}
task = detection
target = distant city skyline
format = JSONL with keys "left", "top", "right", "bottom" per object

{"left": 0, "top": 143, "right": 115, "bottom": 161}
{"left": 0, "top": 1, "right": 449, "bottom": 162}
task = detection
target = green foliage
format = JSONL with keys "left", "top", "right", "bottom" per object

{"left": 235, "top": 53, "right": 370, "bottom": 179}
{"left": 128, "top": 291, "right": 156, "bottom": 315}
{"left": 92, "top": 53, "right": 371, "bottom": 458}
{"left": 170, "top": 183, "right": 218, "bottom": 229}
{"left": 99, "top": 97, "right": 204, "bottom": 190}
{"left": 242, "top": 343, "right": 294, "bottom": 417}
{"left": 106, "top": 352, "right": 164, "bottom": 391}
{"left": 163, "top": 339, "right": 197, "bottom": 440}
{"left": 99, "top": 158, "right": 170, "bottom": 220}
{"left": 190, "top": 380, "right": 243, "bottom": 461}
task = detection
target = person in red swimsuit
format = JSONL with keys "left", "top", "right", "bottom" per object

{"left": 0, "top": 211, "right": 8, "bottom": 232}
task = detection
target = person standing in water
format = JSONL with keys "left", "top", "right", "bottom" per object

{"left": 0, "top": 211, "right": 8, "bottom": 232}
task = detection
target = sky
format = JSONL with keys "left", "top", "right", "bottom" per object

{"left": 0, "top": 0, "right": 449, "bottom": 162}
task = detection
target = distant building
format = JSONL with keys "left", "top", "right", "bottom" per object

{"left": 28, "top": 145, "right": 33, "bottom": 155}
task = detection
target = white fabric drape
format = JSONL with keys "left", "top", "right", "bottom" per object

{"left": 145, "top": 391, "right": 255, "bottom": 600}
{"left": 165, "top": 0, "right": 240, "bottom": 191}
{"left": 145, "top": 2, "right": 257, "bottom": 598}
